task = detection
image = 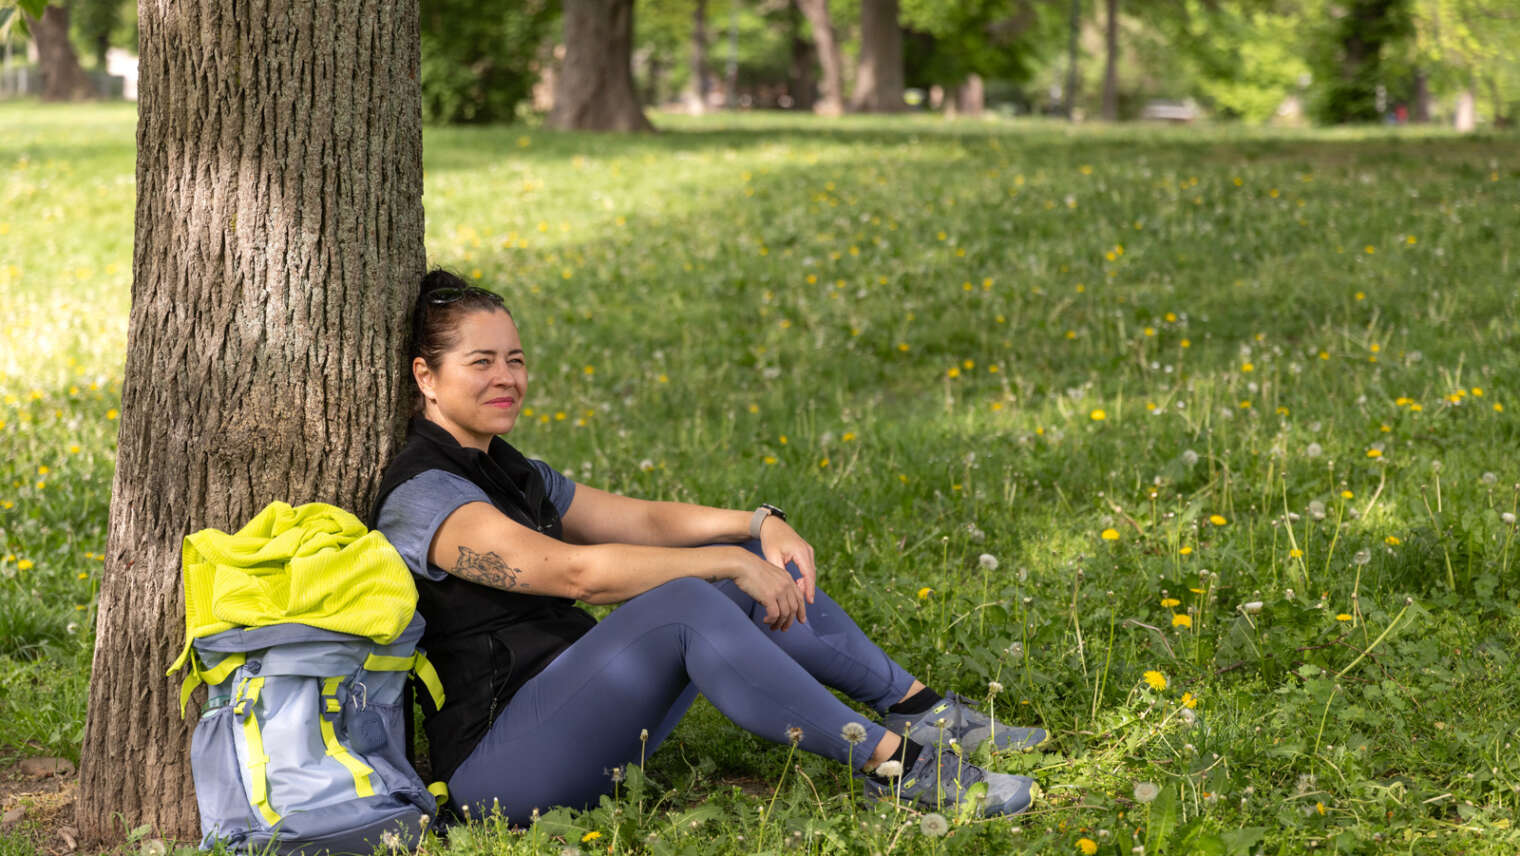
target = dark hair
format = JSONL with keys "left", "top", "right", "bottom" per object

{"left": 410, "top": 269, "right": 512, "bottom": 412}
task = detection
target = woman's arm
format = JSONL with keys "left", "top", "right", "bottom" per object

{"left": 561, "top": 485, "right": 817, "bottom": 603}
{"left": 428, "top": 501, "right": 809, "bottom": 629}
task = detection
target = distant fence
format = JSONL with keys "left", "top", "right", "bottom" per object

{"left": 0, "top": 67, "right": 126, "bottom": 99}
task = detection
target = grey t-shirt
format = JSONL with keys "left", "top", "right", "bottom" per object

{"left": 375, "top": 461, "right": 576, "bottom": 581}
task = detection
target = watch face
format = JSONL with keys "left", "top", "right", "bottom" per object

{"left": 762, "top": 503, "right": 787, "bottom": 521}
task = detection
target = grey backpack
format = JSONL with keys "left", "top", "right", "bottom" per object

{"left": 186, "top": 613, "right": 446, "bottom": 854}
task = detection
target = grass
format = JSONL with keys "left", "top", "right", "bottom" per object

{"left": 3, "top": 100, "right": 1520, "bottom": 854}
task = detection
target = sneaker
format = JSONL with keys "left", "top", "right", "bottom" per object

{"left": 883, "top": 692, "right": 1047, "bottom": 755}
{"left": 860, "top": 747, "right": 1038, "bottom": 817}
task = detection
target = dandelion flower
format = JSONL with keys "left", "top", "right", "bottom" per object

{"left": 920, "top": 814, "right": 950, "bottom": 838}
{"left": 1352, "top": 549, "right": 1371, "bottom": 565}
{"left": 1385, "top": 535, "right": 1401, "bottom": 545}
{"left": 1133, "top": 782, "right": 1160, "bottom": 803}
{"left": 1180, "top": 692, "right": 1197, "bottom": 709}
{"left": 1076, "top": 837, "right": 1098, "bottom": 855}
{"left": 988, "top": 681, "right": 1004, "bottom": 695}
{"left": 1142, "top": 670, "right": 1167, "bottom": 691}
{"left": 17, "top": 559, "right": 33, "bottom": 571}
{"left": 1336, "top": 614, "right": 1352, "bottom": 622}
{"left": 874, "top": 760, "right": 903, "bottom": 779}
{"left": 1289, "top": 548, "right": 1303, "bottom": 558}
{"left": 1100, "top": 528, "right": 1120, "bottom": 541}
{"left": 917, "top": 587, "right": 933, "bottom": 600}
{"left": 1090, "top": 409, "right": 1107, "bottom": 421}
{"left": 1160, "top": 597, "right": 1180, "bottom": 608}
{"left": 1179, "top": 546, "right": 1193, "bottom": 556}
{"left": 786, "top": 726, "right": 805, "bottom": 744}
{"left": 1172, "top": 614, "right": 1193, "bottom": 629}
{"left": 1209, "top": 514, "right": 1227, "bottom": 526}
{"left": 1340, "top": 490, "right": 1354, "bottom": 499}
{"left": 978, "top": 553, "right": 999, "bottom": 571}
{"left": 581, "top": 831, "right": 602, "bottom": 843}
{"left": 1366, "top": 449, "right": 1382, "bottom": 458}
{"left": 841, "top": 722, "right": 868, "bottom": 745}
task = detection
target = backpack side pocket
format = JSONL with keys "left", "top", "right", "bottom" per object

{"left": 190, "top": 699, "right": 255, "bottom": 848}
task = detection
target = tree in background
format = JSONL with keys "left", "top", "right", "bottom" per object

{"left": 1309, "top": 0, "right": 1412, "bottom": 122}
{"left": 1410, "top": 0, "right": 1520, "bottom": 126}
{"left": 420, "top": 0, "right": 558, "bottom": 124}
{"left": 1168, "top": 0, "right": 1311, "bottom": 122}
{"left": 69, "top": 0, "right": 122, "bottom": 69}
{"left": 551, "top": 0, "right": 652, "bottom": 130}
{"left": 796, "top": 0, "right": 846, "bottom": 114}
{"left": 21, "top": 4, "right": 94, "bottom": 99}
{"left": 902, "top": 0, "right": 1061, "bottom": 114}
{"left": 76, "top": 0, "right": 423, "bottom": 841}
{"left": 852, "top": 0, "right": 904, "bottom": 111}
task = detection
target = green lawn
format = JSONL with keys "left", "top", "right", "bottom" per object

{"left": 3, "top": 101, "right": 1519, "bottom": 854}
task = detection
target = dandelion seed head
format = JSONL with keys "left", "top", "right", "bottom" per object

{"left": 1182, "top": 449, "right": 1199, "bottom": 466}
{"left": 978, "top": 553, "right": 999, "bottom": 571}
{"left": 1352, "top": 549, "right": 1371, "bottom": 566}
{"left": 841, "top": 722, "right": 868, "bottom": 745}
{"left": 988, "top": 680, "right": 1004, "bottom": 695}
{"left": 1503, "top": 512, "right": 1516, "bottom": 525}
{"left": 875, "top": 760, "right": 903, "bottom": 779}
{"left": 920, "top": 813, "right": 950, "bottom": 838}
{"left": 1482, "top": 472, "right": 1498, "bottom": 486}
{"left": 1133, "top": 782, "right": 1160, "bottom": 803}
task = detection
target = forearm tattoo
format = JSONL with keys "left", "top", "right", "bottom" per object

{"left": 452, "top": 546, "right": 529, "bottom": 592}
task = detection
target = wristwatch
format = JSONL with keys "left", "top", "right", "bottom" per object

{"left": 749, "top": 503, "right": 788, "bottom": 539}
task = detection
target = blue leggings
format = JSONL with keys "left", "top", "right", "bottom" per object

{"left": 447, "top": 543, "right": 917, "bottom": 823}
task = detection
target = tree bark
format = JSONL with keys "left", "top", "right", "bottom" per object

{"left": 796, "top": 0, "right": 844, "bottom": 116}
{"left": 76, "top": 0, "right": 425, "bottom": 843}
{"left": 1411, "top": 67, "right": 1430, "bottom": 122}
{"left": 1101, "top": 0, "right": 1118, "bottom": 120}
{"left": 850, "top": 0, "right": 903, "bottom": 113}
{"left": 953, "top": 74, "right": 984, "bottom": 117}
{"left": 1066, "top": 0, "right": 1081, "bottom": 119}
{"left": 549, "top": 0, "right": 652, "bottom": 131}
{"left": 689, "top": 0, "right": 711, "bottom": 114}
{"left": 25, "top": 6, "right": 95, "bottom": 101}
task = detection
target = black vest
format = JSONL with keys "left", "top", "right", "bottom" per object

{"left": 372, "top": 416, "right": 596, "bottom": 783}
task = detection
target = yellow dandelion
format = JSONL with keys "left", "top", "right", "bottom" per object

{"left": 1366, "top": 449, "right": 1382, "bottom": 458}
{"left": 1341, "top": 490, "right": 1354, "bottom": 499}
{"left": 947, "top": 367, "right": 961, "bottom": 379}
{"left": 1335, "top": 613, "right": 1352, "bottom": 622}
{"left": 1100, "top": 528, "right": 1120, "bottom": 541}
{"left": 1471, "top": 387, "right": 1484, "bottom": 397}
{"left": 1290, "top": 548, "right": 1303, "bottom": 558}
{"left": 68, "top": 444, "right": 80, "bottom": 454}
{"left": 106, "top": 409, "right": 119, "bottom": 420}
{"left": 1316, "top": 801, "right": 1326, "bottom": 815}
{"left": 1385, "top": 535, "right": 1401, "bottom": 545}
{"left": 1179, "top": 546, "right": 1193, "bottom": 556}
{"left": 1090, "top": 409, "right": 1107, "bottom": 421}
{"left": 1241, "top": 363, "right": 1254, "bottom": 373}
{"left": 17, "top": 559, "right": 34, "bottom": 571}
{"left": 897, "top": 342, "right": 910, "bottom": 352}
{"left": 1142, "top": 670, "right": 1167, "bottom": 691}
{"left": 1209, "top": 514, "right": 1227, "bottom": 526}
{"left": 1077, "top": 838, "right": 1098, "bottom": 856}
{"left": 37, "top": 465, "right": 49, "bottom": 476}
{"left": 581, "top": 831, "right": 601, "bottom": 843}
{"left": 1160, "top": 597, "right": 1180, "bottom": 608}
{"left": 1495, "top": 403, "right": 1504, "bottom": 413}
{"left": 1180, "top": 692, "right": 1197, "bottom": 709}
{"left": 818, "top": 457, "right": 830, "bottom": 468}
{"left": 842, "top": 432, "right": 856, "bottom": 442}
{"left": 1180, "top": 338, "right": 1191, "bottom": 348}
{"left": 763, "top": 455, "right": 777, "bottom": 465}
{"left": 917, "top": 587, "right": 933, "bottom": 600}
{"left": 583, "top": 365, "right": 595, "bottom": 375}
{"left": 1173, "top": 614, "right": 1193, "bottom": 629}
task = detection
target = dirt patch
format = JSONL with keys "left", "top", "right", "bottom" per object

{"left": 1, "top": 758, "right": 83, "bottom": 856}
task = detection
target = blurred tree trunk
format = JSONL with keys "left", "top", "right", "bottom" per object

{"left": 851, "top": 0, "right": 904, "bottom": 112}
{"left": 1101, "top": 0, "right": 1118, "bottom": 120}
{"left": 954, "top": 74, "right": 984, "bottom": 117}
{"left": 75, "top": 0, "right": 424, "bottom": 843}
{"left": 796, "top": 0, "right": 844, "bottom": 115}
{"left": 1454, "top": 86, "right": 1475, "bottom": 131}
{"left": 1411, "top": 67, "right": 1430, "bottom": 122}
{"left": 786, "top": 0, "right": 816, "bottom": 111}
{"left": 25, "top": 6, "right": 95, "bottom": 100}
{"left": 1066, "top": 0, "right": 1081, "bottom": 119}
{"left": 689, "top": 0, "right": 711, "bottom": 114}
{"left": 550, "top": 0, "right": 652, "bottom": 130}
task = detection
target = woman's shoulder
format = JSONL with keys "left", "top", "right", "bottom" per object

{"left": 376, "top": 468, "right": 493, "bottom": 525}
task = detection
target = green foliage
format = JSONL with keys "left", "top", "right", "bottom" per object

{"left": 900, "top": 0, "right": 1065, "bottom": 90}
{"left": 1171, "top": 0, "right": 1311, "bottom": 122}
{"left": 1308, "top": 0, "right": 1414, "bottom": 123}
{"left": 420, "top": 0, "right": 559, "bottom": 124}
{"left": 5, "top": 103, "right": 1520, "bottom": 852}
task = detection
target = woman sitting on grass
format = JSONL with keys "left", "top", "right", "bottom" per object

{"left": 372, "top": 270, "right": 1046, "bottom": 825}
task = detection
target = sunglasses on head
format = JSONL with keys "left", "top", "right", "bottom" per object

{"left": 425, "top": 286, "right": 505, "bottom": 306}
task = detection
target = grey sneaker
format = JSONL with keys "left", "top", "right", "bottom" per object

{"left": 882, "top": 692, "right": 1047, "bottom": 755}
{"left": 860, "top": 746, "right": 1038, "bottom": 816}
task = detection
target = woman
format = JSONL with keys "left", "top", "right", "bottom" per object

{"left": 372, "top": 270, "right": 1045, "bottom": 825}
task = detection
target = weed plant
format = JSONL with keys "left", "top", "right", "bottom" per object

{"left": 2, "top": 103, "right": 1519, "bottom": 854}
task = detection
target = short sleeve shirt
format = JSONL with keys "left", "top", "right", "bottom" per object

{"left": 375, "top": 459, "right": 576, "bottom": 581}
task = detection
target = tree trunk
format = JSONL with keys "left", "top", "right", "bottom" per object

{"left": 1454, "top": 87, "right": 1475, "bottom": 132}
{"left": 689, "top": 0, "right": 711, "bottom": 114}
{"left": 796, "top": 0, "right": 844, "bottom": 116}
{"left": 76, "top": 0, "right": 424, "bottom": 844}
{"left": 786, "top": 0, "right": 816, "bottom": 112}
{"left": 25, "top": 6, "right": 95, "bottom": 101}
{"left": 1101, "top": 0, "right": 1118, "bottom": 120}
{"left": 851, "top": 0, "right": 903, "bottom": 113}
{"left": 550, "top": 0, "right": 652, "bottom": 131}
{"left": 1066, "top": 0, "right": 1081, "bottom": 119}
{"left": 1411, "top": 67, "right": 1430, "bottom": 122}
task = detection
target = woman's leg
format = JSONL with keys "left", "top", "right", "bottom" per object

{"left": 710, "top": 540, "right": 919, "bottom": 713}
{"left": 447, "top": 578, "right": 892, "bottom": 825}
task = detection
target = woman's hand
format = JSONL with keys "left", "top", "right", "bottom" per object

{"left": 729, "top": 547, "right": 808, "bottom": 631}
{"left": 758, "top": 518, "right": 816, "bottom": 606}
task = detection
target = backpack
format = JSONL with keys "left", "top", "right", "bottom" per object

{"left": 183, "top": 615, "right": 446, "bottom": 854}
{"left": 167, "top": 502, "right": 448, "bottom": 855}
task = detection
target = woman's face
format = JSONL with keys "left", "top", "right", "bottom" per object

{"left": 414, "top": 308, "right": 527, "bottom": 450}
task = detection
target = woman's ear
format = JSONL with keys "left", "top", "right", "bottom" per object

{"left": 412, "top": 357, "right": 437, "bottom": 403}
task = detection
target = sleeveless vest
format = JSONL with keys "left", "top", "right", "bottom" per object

{"left": 372, "top": 416, "right": 596, "bottom": 783}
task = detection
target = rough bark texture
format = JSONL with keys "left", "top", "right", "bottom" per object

{"left": 549, "top": 0, "right": 652, "bottom": 131}
{"left": 26, "top": 6, "right": 96, "bottom": 101}
{"left": 796, "top": 0, "right": 844, "bottom": 116}
{"left": 76, "top": 0, "right": 425, "bottom": 843}
{"left": 1101, "top": 0, "right": 1118, "bottom": 120}
{"left": 851, "top": 0, "right": 903, "bottom": 113}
